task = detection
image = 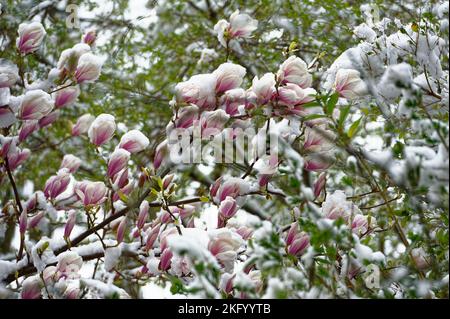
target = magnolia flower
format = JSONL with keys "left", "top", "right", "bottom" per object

{"left": 145, "top": 224, "right": 161, "bottom": 251}
{"left": 214, "top": 10, "right": 258, "bottom": 47}
{"left": 313, "top": 173, "right": 327, "bottom": 198}
{"left": 64, "top": 210, "right": 77, "bottom": 239}
{"left": 212, "top": 63, "right": 246, "bottom": 93}
{"left": 57, "top": 43, "right": 91, "bottom": 73}
{"left": 137, "top": 200, "right": 149, "bottom": 229}
{"left": 216, "top": 177, "right": 250, "bottom": 202}
{"left": 43, "top": 169, "right": 71, "bottom": 200}
{"left": 54, "top": 85, "right": 80, "bottom": 109}
{"left": 221, "top": 88, "right": 246, "bottom": 116}
{"left": 88, "top": 113, "right": 116, "bottom": 146}
{"left": 159, "top": 249, "right": 173, "bottom": 271}
{"left": 334, "top": 69, "right": 367, "bottom": 99}
{"left": 107, "top": 148, "right": 130, "bottom": 179}
{"left": 71, "top": 113, "right": 95, "bottom": 136}
{"left": 251, "top": 73, "right": 275, "bottom": 105}
{"left": 277, "top": 84, "right": 316, "bottom": 108}
{"left": 277, "top": 56, "right": 312, "bottom": 88}
{"left": 116, "top": 217, "right": 127, "bottom": 243}
{"left": 322, "top": 190, "right": 361, "bottom": 222}
{"left": 171, "top": 104, "right": 198, "bottom": 129}
{"left": 74, "top": 53, "right": 103, "bottom": 83}
{"left": 304, "top": 153, "right": 333, "bottom": 172}
{"left": 60, "top": 154, "right": 82, "bottom": 173}
{"left": 351, "top": 214, "right": 376, "bottom": 235}
{"left": 28, "top": 211, "right": 45, "bottom": 229}
{"left": 153, "top": 140, "right": 168, "bottom": 170}
{"left": 75, "top": 180, "right": 107, "bottom": 206}
{"left": 285, "top": 222, "right": 310, "bottom": 256}
{"left": 20, "top": 276, "right": 42, "bottom": 299}
{"left": 0, "top": 135, "right": 16, "bottom": 158}
{"left": 175, "top": 73, "right": 217, "bottom": 109}
{"left": 254, "top": 154, "right": 278, "bottom": 187}
{"left": 19, "top": 209, "right": 27, "bottom": 235}
{"left": 38, "top": 110, "right": 60, "bottom": 128}
{"left": 82, "top": 29, "right": 96, "bottom": 46}
{"left": 16, "top": 22, "right": 46, "bottom": 55}
{"left": 303, "top": 124, "right": 335, "bottom": 153}
{"left": 200, "top": 109, "right": 230, "bottom": 137}
{"left": 208, "top": 229, "right": 242, "bottom": 273}
{"left": 118, "top": 130, "right": 149, "bottom": 153}
{"left": 6, "top": 147, "right": 30, "bottom": 170}
{"left": 112, "top": 168, "right": 129, "bottom": 190}
{"left": 56, "top": 251, "right": 83, "bottom": 280}
{"left": 18, "top": 120, "right": 39, "bottom": 143}
{"left": 0, "top": 59, "right": 19, "bottom": 88}
{"left": 219, "top": 196, "right": 238, "bottom": 222}
{"left": 18, "top": 89, "right": 54, "bottom": 120}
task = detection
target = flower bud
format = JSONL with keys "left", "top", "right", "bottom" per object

{"left": 64, "top": 210, "right": 77, "bottom": 239}
{"left": 219, "top": 196, "right": 238, "bottom": 220}
{"left": 75, "top": 180, "right": 108, "bottom": 207}
{"left": 137, "top": 200, "right": 149, "bottom": 229}
{"left": 38, "top": 110, "right": 60, "bottom": 128}
{"left": 313, "top": 173, "right": 327, "bottom": 198}
{"left": 19, "top": 209, "right": 27, "bottom": 234}
{"left": 118, "top": 130, "right": 149, "bottom": 154}
{"left": 43, "top": 169, "right": 71, "bottom": 200}
{"left": 54, "top": 86, "right": 80, "bottom": 109}
{"left": 20, "top": 276, "right": 41, "bottom": 299}
{"left": 116, "top": 217, "right": 127, "bottom": 243}
{"left": 82, "top": 29, "right": 96, "bottom": 46}
{"left": 18, "top": 89, "right": 53, "bottom": 121}
{"left": 162, "top": 174, "right": 174, "bottom": 190}
{"left": 107, "top": 148, "right": 130, "bottom": 179}
{"left": 71, "top": 113, "right": 95, "bottom": 136}
{"left": 16, "top": 22, "right": 46, "bottom": 55}
{"left": 18, "top": 120, "right": 39, "bottom": 143}
{"left": 88, "top": 113, "right": 116, "bottom": 146}
{"left": 153, "top": 140, "right": 168, "bottom": 170}
{"left": 74, "top": 53, "right": 103, "bottom": 83}
{"left": 28, "top": 211, "right": 45, "bottom": 229}
{"left": 6, "top": 148, "right": 30, "bottom": 170}
{"left": 145, "top": 224, "right": 160, "bottom": 251}
{"left": 60, "top": 154, "right": 82, "bottom": 173}
{"left": 251, "top": 73, "right": 275, "bottom": 105}
{"left": 159, "top": 249, "right": 173, "bottom": 271}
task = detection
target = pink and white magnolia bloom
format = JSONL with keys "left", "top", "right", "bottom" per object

{"left": 57, "top": 43, "right": 91, "bottom": 73}
{"left": 254, "top": 154, "right": 279, "bottom": 187}
{"left": 82, "top": 29, "right": 96, "bottom": 46}
{"left": 303, "top": 124, "right": 335, "bottom": 153}
{"left": 19, "top": 209, "right": 27, "bottom": 235}
{"left": 220, "top": 88, "right": 246, "bottom": 116}
{"left": 43, "top": 168, "right": 71, "bottom": 200}
{"left": 212, "top": 62, "right": 246, "bottom": 94}
{"left": 0, "top": 59, "right": 19, "bottom": 88}
{"left": 145, "top": 223, "right": 161, "bottom": 251}
{"left": 88, "top": 113, "right": 116, "bottom": 146}
{"left": 322, "top": 190, "right": 361, "bottom": 222}
{"left": 137, "top": 200, "right": 149, "bottom": 230}
{"left": 333, "top": 69, "right": 367, "bottom": 99}
{"left": 175, "top": 73, "right": 217, "bottom": 109}
{"left": 313, "top": 173, "right": 327, "bottom": 198}
{"left": 154, "top": 140, "right": 168, "bottom": 170}
{"left": 214, "top": 10, "right": 258, "bottom": 47}
{"left": 199, "top": 109, "right": 230, "bottom": 137}
{"left": 251, "top": 73, "right": 276, "bottom": 105}
{"left": 60, "top": 154, "right": 82, "bottom": 173}
{"left": 107, "top": 148, "right": 130, "bottom": 179}
{"left": 38, "top": 110, "right": 60, "bottom": 128}
{"left": 172, "top": 104, "right": 198, "bottom": 129}
{"left": 219, "top": 196, "right": 238, "bottom": 220}
{"left": 18, "top": 120, "right": 39, "bottom": 143}
{"left": 16, "top": 22, "right": 46, "bottom": 55}
{"left": 116, "top": 217, "right": 127, "bottom": 243}
{"left": 71, "top": 113, "right": 95, "bottom": 136}
{"left": 64, "top": 210, "right": 77, "bottom": 239}
{"left": 159, "top": 249, "right": 173, "bottom": 271}
{"left": 277, "top": 84, "right": 316, "bottom": 108}
{"left": 277, "top": 56, "right": 312, "bottom": 88}
{"left": 285, "top": 222, "right": 310, "bottom": 256}
{"left": 20, "top": 276, "right": 41, "bottom": 299}
{"left": 54, "top": 85, "right": 80, "bottom": 109}
{"left": 74, "top": 53, "right": 103, "bottom": 83}
{"left": 351, "top": 214, "right": 376, "bottom": 235}
{"left": 6, "top": 147, "right": 30, "bottom": 170}
{"left": 216, "top": 177, "right": 250, "bottom": 202}
{"left": 208, "top": 229, "right": 242, "bottom": 273}
{"left": 18, "top": 89, "right": 54, "bottom": 120}
{"left": 75, "top": 180, "right": 108, "bottom": 206}
{"left": 118, "top": 130, "right": 149, "bottom": 153}
{"left": 55, "top": 251, "right": 83, "bottom": 280}
{"left": 28, "top": 211, "right": 45, "bottom": 229}
{"left": 304, "top": 153, "right": 333, "bottom": 172}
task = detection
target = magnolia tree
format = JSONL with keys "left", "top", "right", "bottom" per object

{"left": 0, "top": 1, "right": 448, "bottom": 299}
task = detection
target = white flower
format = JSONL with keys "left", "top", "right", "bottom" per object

{"left": 214, "top": 10, "right": 258, "bottom": 47}
{"left": 322, "top": 190, "right": 361, "bottom": 221}
{"left": 212, "top": 62, "right": 246, "bottom": 93}
{"left": 251, "top": 73, "right": 276, "bottom": 104}
{"left": 277, "top": 56, "right": 312, "bottom": 88}
{"left": 334, "top": 69, "right": 367, "bottom": 99}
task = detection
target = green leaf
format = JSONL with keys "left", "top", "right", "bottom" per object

{"left": 347, "top": 117, "right": 362, "bottom": 138}
{"left": 325, "top": 92, "right": 339, "bottom": 115}
{"left": 338, "top": 105, "right": 351, "bottom": 128}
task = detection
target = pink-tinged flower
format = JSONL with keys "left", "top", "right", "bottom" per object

{"left": 74, "top": 53, "right": 103, "bottom": 83}
{"left": 19, "top": 209, "right": 27, "bottom": 234}
{"left": 208, "top": 229, "right": 242, "bottom": 273}
{"left": 251, "top": 73, "right": 276, "bottom": 105}
{"left": 159, "top": 249, "right": 173, "bottom": 271}
{"left": 303, "top": 124, "right": 335, "bottom": 153}
{"left": 43, "top": 169, "right": 71, "bottom": 200}
{"left": 18, "top": 89, "right": 53, "bottom": 120}
{"left": 57, "top": 44, "right": 91, "bottom": 73}
{"left": 107, "top": 148, "right": 130, "bottom": 179}
{"left": 351, "top": 214, "right": 375, "bottom": 235}
{"left": 200, "top": 109, "right": 230, "bottom": 137}
{"left": 71, "top": 113, "right": 95, "bottom": 136}
{"left": 28, "top": 211, "right": 45, "bottom": 229}
{"left": 60, "top": 154, "right": 82, "bottom": 174}
{"left": 6, "top": 148, "right": 30, "bottom": 170}
{"left": 172, "top": 104, "right": 198, "bottom": 129}
{"left": 235, "top": 226, "right": 253, "bottom": 240}
{"left": 219, "top": 196, "right": 238, "bottom": 220}
{"left": 0, "top": 136, "right": 16, "bottom": 158}
{"left": 75, "top": 180, "right": 107, "bottom": 206}
{"left": 116, "top": 217, "right": 127, "bottom": 243}
{"left": 411, "top": 247, "right": 431, "bottom": 270}
{"left": 112, "top": 181, "right": 134, "bottom": 202}
{"left": 286, "top": 224, "right": 310, "bottom": 256}
{"left": 210, "top": 177, "right": 223, "bottom": 198}
{"left": 145, "top": 223, "right": 160, "bottom": 251}
{"left": 220, "top": 273, "right": 235, "bottom": 295}
{"left": 20, "top": 276, "right": 41, "bottom": 299}
{"left": 18, "top": 120, "right": 39, "bottom": 143}
{"left": 278, "top": 84, "right": 316, "bottom": 107}
{"left": 82, "top": 29, "right": 96, "bottom": 46}
{"left": 213, "top": 63, "right": 246, "bottom": 93}
{"left": 175, "top": 73, "right": 217, "bottom": 109}
{"left": 322, "top": 190, "right": 361, "bottom": 222}
{"left": 88, "top": 113, "right": 116, "bottom": 146}
{"left": 304, "top": 153, "right": 333, "bottom": 172}
{"left": 38, "top": 110, "right": 60, "bottom": 128}
{"left": 63, "top": 286, "right": 80, "bottom": 299}
{"left": 313, "top": 173, "right": 327, "bottom": 198}
{"left": 153, "top": 140, "right": 168, "bottom": 170}
{"left": 54, "top": 85, "right": 80, "bottom": 109}
{"left": 0, "top": 59, "right": 19, "bottom": 88}
{"left": 16, "top": 22, "right": 46, "bottom": 55}
{"left": 118, "top": 129, "right": 149, "bottom": 154}
{"left": 214, "top": 10, "right": 258, "bottom": 47}
{"left": 216, "top": 177, "right": 250, "bottom": 202}
{"left": 137, "top": 200, "right": 149, "bottom": 229}
{"left": 277, "top": 56, "right": 312, "bottom": 88}
{"left": 334, "top": 69, "right": 367, "bottom": 99}
{"left": 64, "top": 210, "right": 77, "bottom": 239}
{"left": 56, "top": 251, "right": 82, "bottom": 280}
{"left": 170, "top": 205, "right": 195, "bottom": 220}
{"left": 162, "top": 174, "right": 175, "bottom": 190}
{"left": 112, "top": 168, "right": 129, "bottom": 190}
{"left": 221, "top": 88, "right": 246, "bottom": 116}
{"left": 254, "top": 154, "right": 279, "bottom": 188}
